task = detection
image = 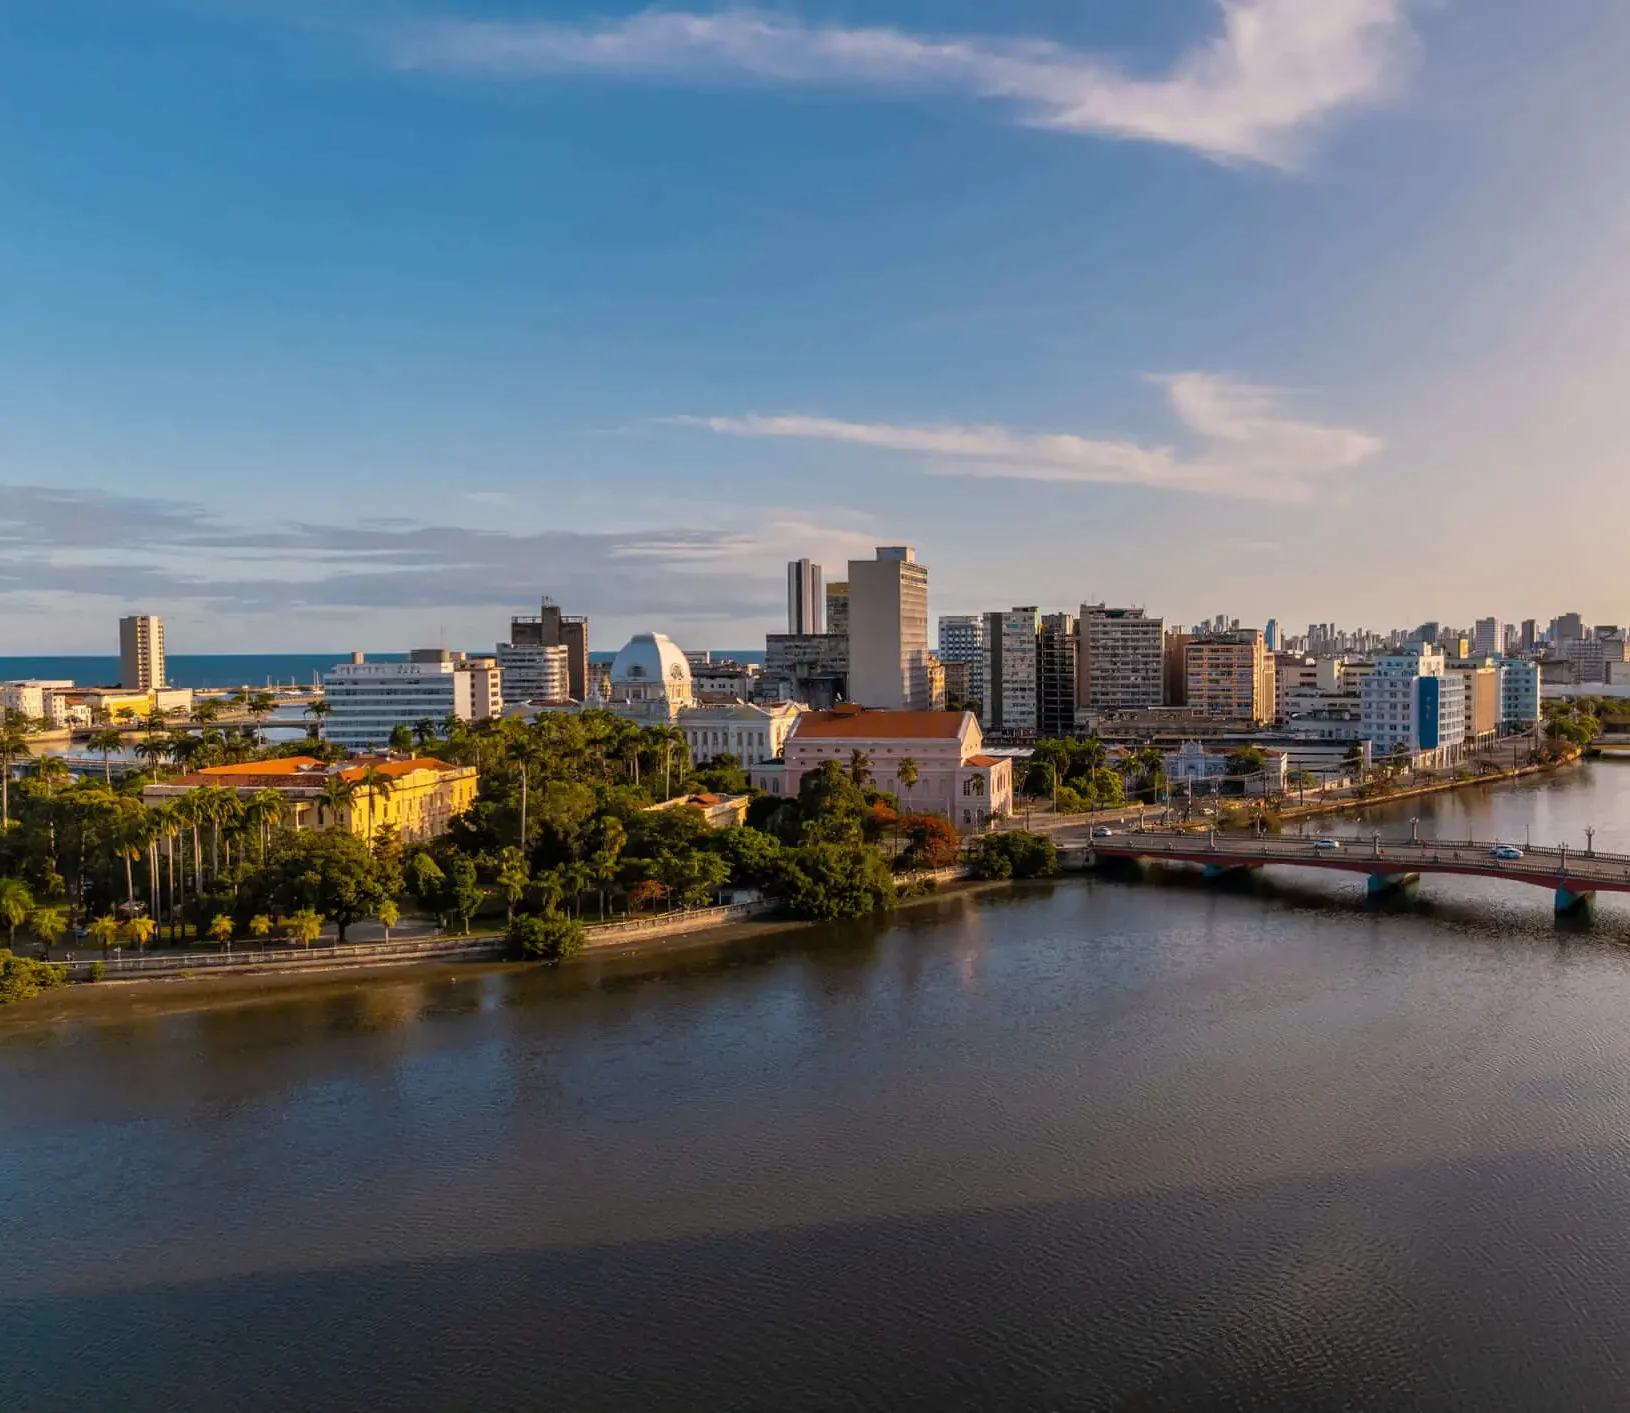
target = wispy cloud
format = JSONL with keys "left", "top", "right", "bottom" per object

{"left": 386, "top": 0, "right": 1415, "bottom": 166}
{"left": 676, "top": 373, "right": 1384, "bottom": 502}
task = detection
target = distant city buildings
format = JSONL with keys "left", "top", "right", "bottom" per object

{"left": 824, "top": 581, "right": 850, "bottom": 636}
{"left": 1184, "top": 629, "right": 1275, "bottom": 724}
{"left": 1077, "top": 606, "right": 1165, "bottom": 712}
{"left": 1472, "top": 617, "right": 1503, "bottom": 658}
{"left": 936, "top": 614, "right": 986, "bottom": 709}
{"left": 1360, "top": 643, "right": 1467, "bottom": 768}
{"left": 786, "top": 559, "right": 824, "bottom": 635}
{"left": 509, "top": 597, "right": 589, "bottom": 702}
{"left": 983, "top": 606, "right": 1040, "bottom": 736}
{"left": 846, "top": 546, "right": 931, "bottom": 711}
{"left": 119, "top": 614, "right": 165, "bottom": 692}
{"left": 323, "top": 650, "right": 502, "bottom": 750}
{"left": 494, "top": 643, "right": 570, "bottom": 704}
{"left": 763, "top": 632, "right": 849, "bottom": 709}
{"left": 1038, "top": 613, "right": 1077, "bottom": 739}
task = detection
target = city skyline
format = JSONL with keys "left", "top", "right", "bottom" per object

{"left": 7, "top": 1, "right": 1630, "bottom": 651}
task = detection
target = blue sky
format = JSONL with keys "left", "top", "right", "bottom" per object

{"left": 4, "top": 0, "right": 1630, "bottom": 654}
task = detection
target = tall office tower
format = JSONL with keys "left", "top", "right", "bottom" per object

{"left": 1076, "top": 605, "right": 1166, "bottom": 710}
{"left": 118, "top": 615, "right": 166, "bottom": 691}
{"left": 982, "top": 607, "right": 1040, "bottom": 734}
{"left": 786, "top": 559, "right": 824, "bottom": 635}
{"left": 1264, "top": 618, "right": 1279, "bottom": 652}
{"left": 1551, "top": 612, "right": 1584, "bottom": 644}
{"left": 1520, "top": 619, "right": 1538, "bottom": 652}
{"left": 846, "top": 547, "right": 930, "bottom": 710}
{"left": 936, "top": 615, "right": 987, "bottom": 710}
{"left": 1037, "top": 613, "right": 1078, "bottom": 738}
{"left": 510, "top": 597, "right": 590, "bottom": 701}
{"left": 825, "top": 581, "right": 850, "bottom": 636}
{"left": 1472, "top": 617, "right": 1503, "bottom": 658}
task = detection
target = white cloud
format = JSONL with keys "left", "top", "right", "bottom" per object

{"left": 677, "top": 373, "right": 1384, "bottom": 502}
{"left": 387, "top": 0, "right": 1414, "bottom": 166}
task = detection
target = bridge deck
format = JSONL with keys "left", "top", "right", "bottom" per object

{"left": 1092, "top": 833, "right": 1630, "bottom": 896}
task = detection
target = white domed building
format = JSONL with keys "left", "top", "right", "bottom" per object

{"left": 599, "top": 632, "right": 696, "bottom": 721}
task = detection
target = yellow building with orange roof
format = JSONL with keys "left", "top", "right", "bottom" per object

{"left": 142, "top": 755, "right": 478, "bottom": 842}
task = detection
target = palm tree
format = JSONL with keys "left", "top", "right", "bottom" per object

{"left": 848, "top": 748, "right": 872, "bottom": 787}
{"left": 895, "top": 757, "right": 919, "bottom": 810}
{"left": 496, "top": 847, "right": 530, "bottom": 924}
{"left": 354, "top": 765, "right": 395, "bottom": 847}
{"left": 377, "top": 898, "right": 399, "bottom": 942}
{"left": 318, "top": 775, "right": 358, "bottom": 831}
{"left": 304, "top": 699, "right": 332, "bottom": 739}
{"left": 126, "top": 917, "right": 158, "bottom": 953}
{"left": 87, "top": 913, "right": 120, "bottom": 958}
{"left": 389, "top": 723, "right": 414, "bottom": 754}
{"left": 413, "top": 718, "right": 439, "bottom": 747}
{"left": 32, "top": 754, "right": 69, "bottom": 800}
{"left": 242, "top": 788, "right": 286, "bottom": 859}
{"left": 247, "top": 693, "right": 277, "bottom": 743}
{"left": 134, "top": 735, "right": 167, "bottom": 784}
{"left": 192, "top": 698, "right": 221, "bottom": 726}
{"left": 208, "top": 914, "right": 235, "bottom": 948}
{"left": 87, "top": 728, "right": 125, "bottom": 784}
{"left": 248, "top": 914, "right": 273, "bottom": 945}
{"left": 0, "top": 718, "right": 31, "bottom": 828}
{"left": 29, "top": 906, "right": 66, "bottom": 954}
{"left": 287, "top": 907, "right": 324, "bottom": 949}
{"left": 0, "top": 877, "right": 33, "bottom": 947}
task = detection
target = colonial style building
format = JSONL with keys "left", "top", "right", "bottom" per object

{"left": 750, "top": 706, "right": 1012, "bottom": 830}
{"left": 678, "top": 701, "right": 802, "bottom": 766}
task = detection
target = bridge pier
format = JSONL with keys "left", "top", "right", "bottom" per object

{"left": 1555, "top": 887, "right": 1597, "bottom": 917}
{"left": 1367, "top": 871, "right": 1421, "bottom": 897}
{"left": 1203, "top": 862, "right": 1263, "bottom": 880}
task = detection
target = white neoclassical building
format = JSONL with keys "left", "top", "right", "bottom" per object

{"left": 678, "top": 701, "right": 803, "bottom": 766}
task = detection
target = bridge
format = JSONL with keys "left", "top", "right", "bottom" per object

{"left": 1090, "top": 830, "right": 1630, "bottom": 915}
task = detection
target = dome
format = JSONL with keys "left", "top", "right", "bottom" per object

{"left": 608, "top": 632, "right": 694, "bottom": 704}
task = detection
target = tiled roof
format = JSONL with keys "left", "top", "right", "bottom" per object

{"left": 199, "top": 757, "right": 321, "bottom": 776}
{"left": 180, "top": 755, "right": 464, "bottom": 788}
{"left": 793, "top": 710, "right": 968, "bottom": 741}
{"left": 965, "top": 755, "right": 1003, "bottom": 768}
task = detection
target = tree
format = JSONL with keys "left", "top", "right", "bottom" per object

{"left": 355, "top": 765, "right": 395, "bottom": 848}
{"left": 247, "top": 693, "right": 278, "bottom": 742}
{"left": 319, "top": 775, "right": 358, "bottom": 831}
{"left": 304, "top": 698, "right": 332, "bottom": 738}
{"left": 262, "top": 830, "right": 389, "bottom": 942}
{"left": 287, "top": 907, "right": 324, "bottom": 948}
{"left": 437, "top": 856, "right": 486, "bottom": 934}
{"left": 971, "top": 831, "right": 1058, "bottom": 880}
{"left": 707, "top": 826, "right": 787, "bottom": 890}
{"left": 208, "top": 914, "right": 235, "bottom": 946}
{"left": 126, "top": 917, "right": 158, "bottom": 953}
{"left": 87, "top": 913, "right": 121, "bottom": 958}
{"left": 0, "top": 950, "right": 68, "bottom": 1005}
{"left": 389, "top": 723, "right": 414, "bottom": 754}
{"left": 377, "top": 898, "right": 399, "bottom": 942}
{"left": 0, "top": 878, "right": 33, "bottom": 947}
{"left": 900, "top": 814, "right": 960, "bottom": 869}
{"left": 0, "top": 718, "right": 31, "bottom": 828}
{"left": 783, "top": 841, "right": 896, "bottom": 921}
{"left": 848, "top": 748, "right": 873, "bottom": 787}
{"left": 134, "top": 735, "right": 167, "bottom": 784}
{"left": 495, "top": 847, "right": 530, "bottom": 924}
{"left": 508, "top": 913, "right": 585, "bottom": 963}
{"left": 87, "top": 728, "right": 125, "bottom": 784}
{"left": 29, "top": 907, "right": 66, "bottom": 952}
{"left": 895, "top": 757, "right": 919, "bottom": 811}
{"left": 248, "top": 914, "right": 273, "bottom": 943}
{"left": 193, "top": 698, "right": 220, "bottom": 726}
{"left": 413, "top": 718, "right": 440, "bottom": 747}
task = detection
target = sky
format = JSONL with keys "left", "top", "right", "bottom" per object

{"left": 4, "top": 0, "right": 1630, "bottom": 654}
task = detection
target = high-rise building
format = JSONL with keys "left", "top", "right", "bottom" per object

{"left": 1038, "top": 613, "right": 1078, "bottom": 738}
{"left": 493, "top": 643, "right": 570, "bottom": 703}
{"left": 982, "top": 607, "right": 1040, "bottom": 735}
{"left": 1498, "top": 659, "right": 1540, "bottom": 726}
{"left": 1520, "top": 619, "right": 1538, "bottom": 652}
{"left": 786, "top": 559, "right": 824, "bottom": 635}
{"left": 1264, "top": 618, "right": 1279, "bottom": 652}
{"left": 1361, "top": 643, "right": 1467, "bottom": 767}
{"left": 1551, "top": 612, "right": 1584, "bottom": 645}
{"left": 846, "top": 547, "right": 930, "bottom": 710}
{"left": 825, "top": 581, "right": 850, "bottom": 637}
{"left": 936, "top": 615, "right": 986, "bottom": 710}
{"left": 1163, "top": 630, "right": 1193, "bottom": 707}
{"left": 764, "top": 632, "right": 848, "bottom": 709}
{"left": 510, "top": 598, "right": 589, "bottom": 701}
{"left": 323, "top": 653, "right": 503, "bottom": 750}
{"left": 1472, "top": 617, "right": 1503, "bottom": 658}
{"left": 1447, "top": 657, "right": 1500, "bottom": 744}
{"left": 118, "top": 615, "right": 166, "bottom": 691}
{"left": 1184, "top": 629, "right": 1275, "bottom": 724}
{"left": 1077, "top": 606, "right": 1165, "bottom": 711}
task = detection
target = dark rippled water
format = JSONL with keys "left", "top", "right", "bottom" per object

{"left": 7, "top": 766, "right": 1630, "bottom": 1409}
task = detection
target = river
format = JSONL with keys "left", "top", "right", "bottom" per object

{"left": 6, "top": 764, "right": 1630, "bottom": 1409}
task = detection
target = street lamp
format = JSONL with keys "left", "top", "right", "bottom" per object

{"left": 1587, "top": 826, "right": 1595, "bottom": 857}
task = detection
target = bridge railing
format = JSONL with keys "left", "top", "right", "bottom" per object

{"left": 1100, "top": 830, "right": 1630, "bottom": 867}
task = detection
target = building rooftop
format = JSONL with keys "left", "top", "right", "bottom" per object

{"left": 793, "top": 708, "right": 969, "bottom": 741}
{"left": 171, "top": 755, "right": 468, "bottom": 789}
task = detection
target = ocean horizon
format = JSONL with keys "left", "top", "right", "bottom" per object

{"left": 0, "top": 649, "right": 768, "bottom": 691}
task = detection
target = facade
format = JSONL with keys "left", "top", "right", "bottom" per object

{"left": 143, "top": 755, "right": 477, "bottom": 841}
{"left": 846, "top": 547, "right": 931, "bottom": 711}
{"left": 824, "top": 581, "right": 850, "bottom": 636}
{"left": 1472, "top": 618, "right": 1503, "bottom": 658}
{"left": 1184, "top": 630, "right": 1275, "bottom": 724}
{"left": 1498, "top": 658, "right": 1541, "bottom": 726}
{"left": 936, "top": 615, "right": 987, "bottom": 710}
{"left": 1038, "top": 613, "right": 1078, "bottom": 738}
{"left": 1163, "top": 741, "right": 1289, "bottom": 795}
{"left": 691, "top": 659, "right": 760, "bottom": 704}
{"left": 119, "top": 615, "right": 166, "bottom": 691}
{"left": 1520, "top": 619, "right": 1538, "bottom": 652}
{"left": 1273, "top": 654, "right": 1318, "bottom": 723}
{"left": 510, "top": 598, "right": 589, "bottom": 702}
{"left": 786, "top": 559, "right": 824, "bottom": 635}
{"left": 1360, "top": 643, "right": 1468, "bottom": 767}
{"left": 1562, "top": 631, "right": 1630, "bottom": 684}
{"left": 941, "top": 659, "right": 972, "bottom": 705}
{"left": 1447, "top": 658, "right": 1500, "bottom": 743}
{"left": 0, "top": 682, "right": 46, "bottom": 724}
{"left": 678, "top": 701, "right": 802, "bottom": 766}
{"left": 1078, "top": 606, "right": 1166, "bottom": 711}
{"left": 596, "top": 632, "right": 696, "bottom": 722}
{"left": 323, "top": 654, "right": 503, "bottom": 750}
{"left": 494, "top": 643, "right": 570, "bottom": 704}
{"left": 1162, "top": 631, "right": 1193, "bottom": 707}
{"left": 763, "top": 633, "right": 849, "bottom": 708}
{"left": 749, "top": 706, "right": 1012, "bottom": 830}
{"left": 70, "top": 686, "right": 194, "bottom": 722}
{"left": 1551, "top": 613, "right": 1585, "bottom": 645}
{"left": 983, "top": 607, "right": 1040, "bottom": 736}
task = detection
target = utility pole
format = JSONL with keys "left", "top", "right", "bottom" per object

{"left": 519, "top": 764, "right": 528, "bottom": 851}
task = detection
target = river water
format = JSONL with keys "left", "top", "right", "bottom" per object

{"left": 6, "top": 765, "right": 1630, "bottom": 1409}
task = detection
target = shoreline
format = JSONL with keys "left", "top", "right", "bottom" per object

{"left": 0, "top": 878, "right": 1015, "bottom": 1031}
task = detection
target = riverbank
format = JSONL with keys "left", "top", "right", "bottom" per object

{"left": 0, "top": 876, "right": 1011, "bottom": 1030}
{"left": 1280, "top": 749, "right": 1582, "bottom": 821}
